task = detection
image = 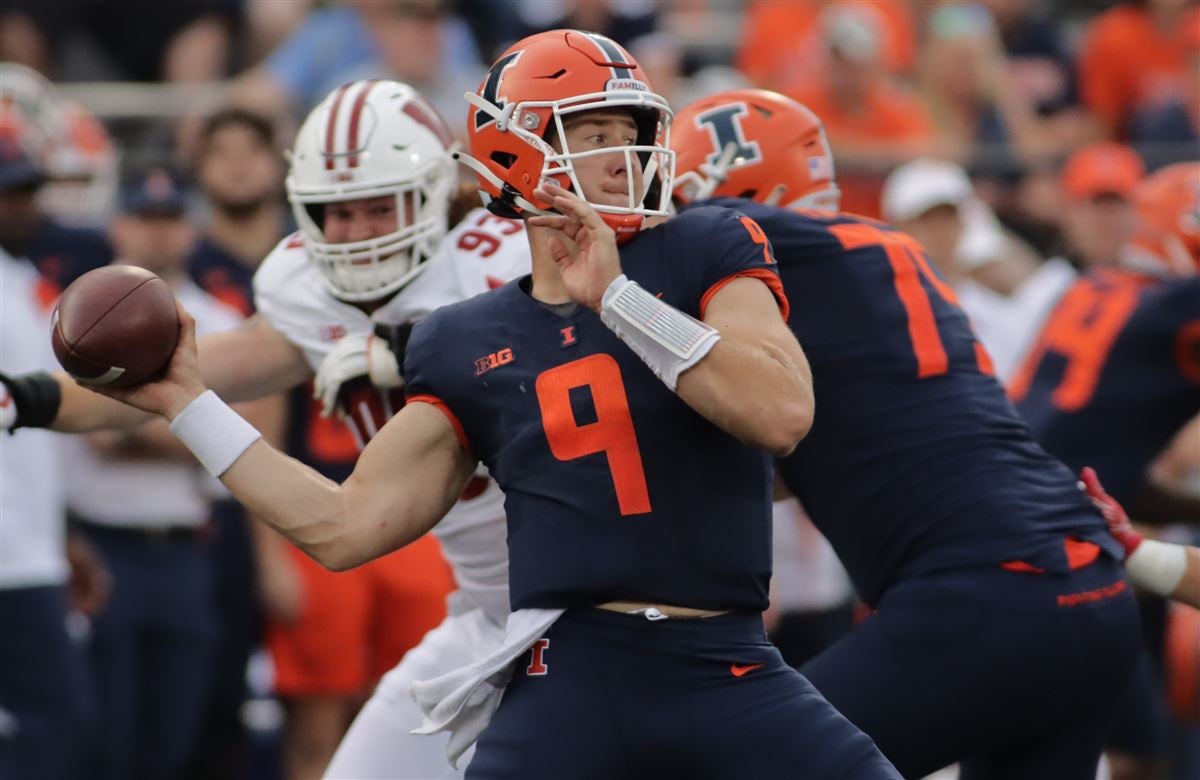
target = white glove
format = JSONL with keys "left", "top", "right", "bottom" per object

{"left": 0, "top": 381, "right": 15, "bottom": 432}
{"left": 313, "top": 333, "right": 404, "bottom": 417}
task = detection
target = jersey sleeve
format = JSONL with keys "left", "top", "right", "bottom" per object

{"left": 403, "top": 314, "right": 473, "bottom": 453}
{"left": 1167, "top": 278, "right": 1200, "bottom": 386}
{"left": 680, "top": 206, "right": 789, "bottom": 321}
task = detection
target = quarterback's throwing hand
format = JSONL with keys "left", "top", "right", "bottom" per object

{"left": 87, "top": 300, "right": 207, "bottom": 421}
{"left": 529, "top": 180, "right": 621, "bottom": 311}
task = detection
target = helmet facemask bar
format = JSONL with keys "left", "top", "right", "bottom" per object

{"left": 288, "top": 160, "right": 453, "bottom": 302}
{"left": 517, "top": 90, "right": 676, "bottom": 218}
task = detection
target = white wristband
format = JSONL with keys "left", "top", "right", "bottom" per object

{"left": 599, "top": 274, "right": 721, "bottom": 391}
{"left": 169, "top": 390, "right": 262, "bottom": 477}
{"left": 1125, "top": 539, "right": 1188, "bottom": 597}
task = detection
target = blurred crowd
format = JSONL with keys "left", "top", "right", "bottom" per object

{"left": 0, "top": 1, "right": 1198, "bottom": 780}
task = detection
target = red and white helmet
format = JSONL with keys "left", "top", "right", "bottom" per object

{"left": 1125, "top": 162, "right": 1200, "bottom": 277}
{"left": 459, "top": 29, "right": 674, "bottom": 242}
{"left": 671, "top": 89, "right": 839, "bottom": 213}
{"left": 0, "top": 62, "right": 65, "bottom": 165}
{"left": 40, "top": 100, "right": 120, "bottom": 225}
{"left": 286, "top": 80, "right": 458, "bottom": 301}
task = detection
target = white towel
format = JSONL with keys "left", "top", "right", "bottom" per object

{"left": 411, "top": 607, "right": 563, "bottom": 768}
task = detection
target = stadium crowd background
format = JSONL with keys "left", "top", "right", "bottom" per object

{"left": 0, "top": 1, "right": 1197, "bottom": 779}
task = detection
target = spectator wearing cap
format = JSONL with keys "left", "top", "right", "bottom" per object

{"left": 0, "top": 136, "right": 112, "bottom": 299}
{"left": 962, "top": 143, "right": 1150, "bottom": 386}
{"left": 881, "top": 158, "right": 1043, "bottom": 380}
{"left": 67, "top": 166, "right": 262, "bottom": 780}
{"left": 1131, "top": 5, "right": 1200, "bottom": 170}
{"left": 1059, "top": 142, "right": 1146, "bottom": 271}
{"left": 786, "top": 4, "right": 936, "bottom": 217}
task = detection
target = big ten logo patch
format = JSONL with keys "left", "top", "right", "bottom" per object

{"left": 475, "top": 347, "right": 515, "bottom": 376}
{"left": 526, "top": 638, "right": 550, "bottom": 676}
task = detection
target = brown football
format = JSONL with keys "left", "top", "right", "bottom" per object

{"left": 51, "top": 265, "right": 180, "bottom": 388}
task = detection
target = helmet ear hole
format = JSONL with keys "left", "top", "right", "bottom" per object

{"left": 737, "top": 189, "right": 757, "bottom": 200}
{"left": 490, "top": 151, "right": 517, "bottom": 169}
{"left": 305, "top": 203, "right": 325, "bottom": 230}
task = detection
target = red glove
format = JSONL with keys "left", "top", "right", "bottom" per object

{"left": 1081, "top": 467, "right": 1143, "bottom": 557}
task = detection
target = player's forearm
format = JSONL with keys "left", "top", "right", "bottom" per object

{"left": 677, "top": 335, "right": 814, "bottom": 456}
{"left": 53, "top": 372, "right": 157, "bottom": 432}
{"left": 164, "top": 392, "right": 469, "bottom": 571}
{"left": 195, "top": 320, "right": 313, "bottom": 404}
{"left": 1130, "top": 480, "right": 1200, "bottom": 527}
{"left": 216, "top": 439, "right": 369, "bottom": 570}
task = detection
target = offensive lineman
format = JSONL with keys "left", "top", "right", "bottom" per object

{"left": 671, "top": 88, "right": 1140, "bottom": 779}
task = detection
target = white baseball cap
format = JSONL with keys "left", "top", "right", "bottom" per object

{"left": 881, "top": 158, "right": 973, "bottom": 223}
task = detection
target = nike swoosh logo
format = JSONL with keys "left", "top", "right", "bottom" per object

{"left": 730, "top": 663, "right": 764, "bottom": 678}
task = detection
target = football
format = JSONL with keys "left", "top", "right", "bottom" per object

{"left": 51, "top": 265, "right": 180, "bottom": 388}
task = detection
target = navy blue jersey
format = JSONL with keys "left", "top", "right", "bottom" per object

{"left": 701, "top": 198, "right": 1119, "bottom": 606}
{"left": 1012, "top": 269, "right": 1200, "bottom": 503}
{"left": 23, "top": 218, "right": 113, "bottom": 295}
{"left": 405, "top": 206, "right": 788, "bottom": 612}
{"left": 187, "top": 236, "right": 259, "bottom": 317}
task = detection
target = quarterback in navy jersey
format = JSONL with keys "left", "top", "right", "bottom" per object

{"left": 403, "top": 203, "right": 786, "bottom": 612}
{"left": 673, "top": 89, "right": 1140, "bottom": 780}
{"left": 60, "top": 32, "right": 899, "bottom": 780}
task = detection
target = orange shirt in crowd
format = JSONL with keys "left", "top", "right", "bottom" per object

{"left": 790, "top": 80, "right": 935, "bottom": 217}
{"left": 1078, "top": 3, "right": 1192, "bottom": 137}
{"left": 737, "top": 0, "right": 917, "bottom": 90}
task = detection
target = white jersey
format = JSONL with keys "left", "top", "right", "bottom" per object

{"left": 61, "top": 280, "right": 244, "bottom": 528}
{"left": 0, "top": 250, "right": 67, "bottom": 589}
{"left": 253, "top": 208, "right": 531, "bottom": 621}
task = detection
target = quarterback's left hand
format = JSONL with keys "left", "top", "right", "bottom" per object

{"left": 314, "top": 333, "right": 404, "bottom": 417}
{"left": 529, "top": 180, "right": 622, "bottom": 311}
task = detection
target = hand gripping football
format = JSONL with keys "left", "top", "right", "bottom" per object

{"left": 51, "top": 265, "right": 180, "bottom": 388}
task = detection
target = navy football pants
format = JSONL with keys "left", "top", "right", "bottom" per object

{"left": 803, "top": 557, "right": 1141, "bottom": 780}
{"left": 0, "top": 585, "right": 91, "bottom": 780}
{"left": 467, "top": 608, "right": 899, "bottom": 779}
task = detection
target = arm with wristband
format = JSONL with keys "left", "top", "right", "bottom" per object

{"left": 1, "top": 314, "right": 312, "bottom": 435}
{"left": 85, "top": 300, "right": 475, "bottom": 572}
{"left": 528, "top": 182, "right": 814, "bottom": 457}
{"left": 1082, "top": 468, "right": 1200, "bottom": 608}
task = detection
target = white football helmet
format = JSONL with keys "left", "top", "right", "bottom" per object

{"left": 286, "top": 79, "right": 458, "bottom": 302}
{"left": 0, "top": 62, "right": 65, "bottom": 164}
{"left": 40, "top": 100, "right": 120, "bottom": 225}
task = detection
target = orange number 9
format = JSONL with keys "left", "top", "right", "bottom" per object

{"left": 535, "top": 354, "right": 652, "bottom": 516}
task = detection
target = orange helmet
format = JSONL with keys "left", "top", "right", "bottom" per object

{"left": 671, "top": 89, "right": 839, "bottom": 212}
{"left": 1126, "top": 162, "right": 1200, "bottom": 276}
{"left": 459, "top": 29, "right": 674, "bottom": 241}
